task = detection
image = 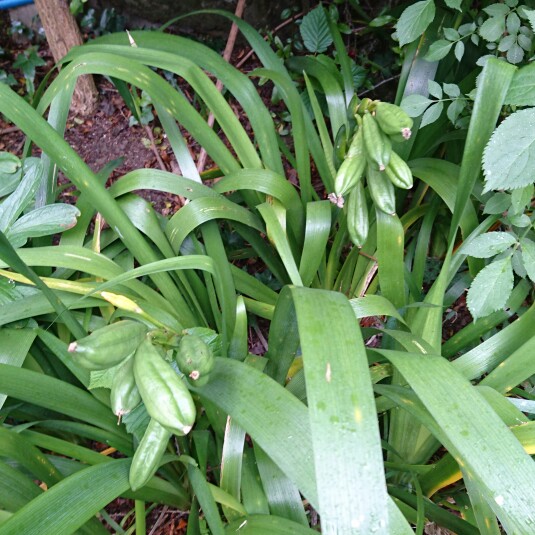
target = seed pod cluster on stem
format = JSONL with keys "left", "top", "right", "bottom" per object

{"left": 329, "top": 99, "right": 414, "bottom": 247}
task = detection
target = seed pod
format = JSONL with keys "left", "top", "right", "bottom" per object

{"left": 333, "top": 123, "right": 348, "bottom": 169}
{"left": 356, "top": 97, "right": 373, "bottom": 115}
{"left": 334, "top": 128, "right": 367, "bottom": 197}
{"left": 374, "top": 101, "right": 413, "bottom": 140}
{"left": 362, "top": 112, "right": 392, "bottom": 171}
{"left": 129, "top": 418, "right": 171, "bottom": 491}
{"left": 384, "top": 151, "right": 413, "bottom": 189}
{"left": 346, "top": 180, "right": 369, "bottom": 248}
{"left": 175, "top": 335, "right": 215, "bottom": 385}
{"left": 367, "top": 166, "right": 396, "bottom": 215}
{"left": 111, "top": 354, "right": 141, "bottom": 421}
{"left": 134, "top": 338, "right": 196, "bottom": 436}
{"left": 67, "top": 320, "right": 148, "bottom": 370}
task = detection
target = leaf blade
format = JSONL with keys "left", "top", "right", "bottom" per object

{"left": 467, "top": 257, "right": 514, "bottom": 320}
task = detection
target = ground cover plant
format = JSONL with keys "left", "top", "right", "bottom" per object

{"left": 0, "top": 1, "right": 535, "bottom": 533}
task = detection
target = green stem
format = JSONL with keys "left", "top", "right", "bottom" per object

{"left": 135, "top": 501, "right": 146, "bottom": 535}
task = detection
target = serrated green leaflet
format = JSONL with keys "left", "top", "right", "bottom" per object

{"left": 459, "top": 231, "right": 517, "bottom": 258}
{"left": 483, "top": 108, "right": 535, "bottom": 191}
{"left": 299, "top": 5, "right": 332, "bottom": 53}
{"left": 518, "top": 239, "right": 535, "bottom": 283}
{"left": 396, "top": 0, "right": 436, "bottom": 47}
{"left": 467, "top": 256, "right": 514, "bottom": 320}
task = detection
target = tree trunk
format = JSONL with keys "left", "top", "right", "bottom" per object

{"left": 34, "top": 0, "right": 98, "bottom": 115}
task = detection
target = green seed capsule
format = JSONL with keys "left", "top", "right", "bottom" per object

{"left": 333, "top": 123, "right": 348, "bottom": 169}
{"left": 175, "top": 335, "right": 215, "bottom": 385}
{"left": 362, "top": 112, "right": 392, "bottom": 171}
{"left": 67, "top": 320, "right": 148, "bottom": 370}
{"left": 111, "top": 354, "right": 141, "bottom": 421}
{"left": 374, "top": 101, "right": 413, "bottom": 139}
{"left": 129, "top": 418, "right": 171, "bottom": 491}
{"left": 384, "top": 151, "right": 413, "bottom": 189}
{"left": 134, "top": 338, "right": 196, "bottom": 436}
{"left": 346, "top": 181, "right": 369, "bottom": 248}
{"left": 367, "top": 166, "right": 396, "bottom": 215}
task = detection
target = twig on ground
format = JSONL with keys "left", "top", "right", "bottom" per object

{"left": 0, "top": 125, "right": 21, "bottom": 135}
{"left": 148, "top": 505, "right": 169, "bottom": 535}
{"left": 144, "top": 125, "right": 167, "bottom": 172}
{"left": 196, "top": 0, "right": 246, "bottom": 173}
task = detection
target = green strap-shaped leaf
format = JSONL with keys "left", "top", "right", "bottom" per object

{"left": 388, "top": 486, "right": 480, "bottom": 535}
{"left": 290, "top": 286, "right": 388, "bottom": 533}
{"left": 225, "top": 514, "right": 319, "bottom": 534}
{"left": 116, "top": 194, "right": 173, "bottom": 258}
{"left": 59, "top": 158, "right": 121, "bottom": 248}
{"left": 64, "top": 33, "right": 284, "bottom": 175}
{"left": 42, "top": 53, "right": 253, "bottom": 173}
{"left": 257, "top": 203, "right": 303, "bottom": 286}
{"left": 286, "top": 56, "right": 347, "bottom": 139}
{"left": 350, "top": 294, "right": 407, "bottom": 325}
{"left": 254, "top": 445, "right": 308, "bottom": 526}
{"left": 220, "top": 417, "right": 246, "bottom": 522}
{"left": 383, "top": 350, "right": 535, "bottom": 533}
{"left": 0, "top": 459, "right": 42, "bottom": 512}
{"left": 376, "top": 211, "right": 406, "bottom": 310}
{"left": 409, "top": 158, "right": 479, "bottom": 242}
{"left": 298, "top": 201, "right": 331, "bottom": 287}
{"left": 192, "top": 357, "right": 318, "bottom": 507}
{"left": 0, "top": 328, "right": 36, "bottom": 410}
{"left": 0, "top": 83, "right": 196, "bottom": 327}
{"left": 185, "top": 463, "right": 225, "bottom": 535}
{"left": 0, "top": 459, "right": 132, "bottom": 535}
{"left": 0, "top": 231, "right": 85, "bottom": 339}
{"left": 480, "top": 335, "right": 535, "bottom": 393}
{"left": 0, "top": 245, "right": 175, "bottom": 318}
{"left": 241, "top": 447, "right": 270, "bottom": 515}
{"left": 0, "top": 364, "right": 123, "bottom": 440}
{"left": 449, "top": 58, "right": 516, "bottom": 242}
{"left": 251, "top": 67, "right": 313, "bottom": 204}
{"left": 0, "top": 427, "right": 63, "bottom": 487}
{"left": 453, "top": 301, "right": 535, "bottom": 380}
{"left": 166, "top": 197, "right": 263, "bottom": 254}
{"left": 462, "top": 468, "right": 503, "bottom": 535}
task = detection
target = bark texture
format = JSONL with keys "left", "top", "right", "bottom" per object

{"left": 34, "top": 0, "right": 98, "bottom": 115}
